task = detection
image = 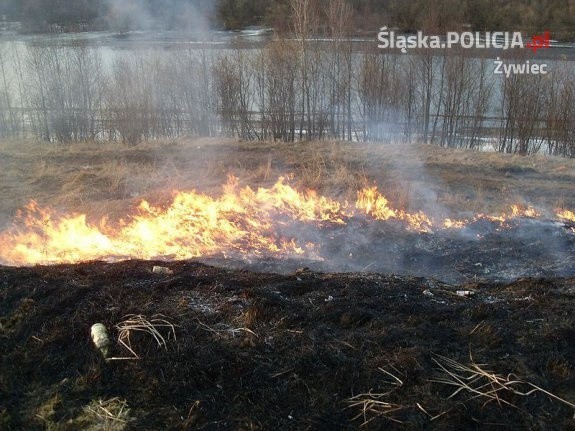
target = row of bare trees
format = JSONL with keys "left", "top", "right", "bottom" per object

{"left": 0, "top": 31, "right": 574, "bottom": 156}
{"left": 499, "top": 58, "right": 575, "bottom": 157}
{"left": 0, "top": 41, "right": 219, "bottom": 144}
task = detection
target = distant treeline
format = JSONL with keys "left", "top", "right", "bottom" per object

{"left": 1, "top": 0, "right": 215, "bottom": 33}
{"left": 1, "top": 0, "right": 574, "bottom": 39}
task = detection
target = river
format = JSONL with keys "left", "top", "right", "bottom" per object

{"left": 1, "top": 26, "right": 574, "bottom": 154}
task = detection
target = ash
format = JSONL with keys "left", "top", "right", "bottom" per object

{"left": 199, "top": 218, "right": 575, "bottom": 284}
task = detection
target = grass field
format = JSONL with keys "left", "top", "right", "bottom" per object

{"left": 1, "top": 138, "right": 574, "bottom": 228}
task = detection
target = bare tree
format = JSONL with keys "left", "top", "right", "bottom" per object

{"left": 106, "top": 55, "right": 151, "bottom": 144}
{"left": 290, "top": 0, "right": 319, "bottom": 140}
{"left": 412, "top": 48, "right": 436, "bottom": 144}
{"left": 499, "top": 51, "right": 546, "bottom": 155}
{"left": 214, "top": 49, "right": 254, "bottom": 139}
{"left": 168, "top": 49, "right": 216, "bottom": 137}
{"left": 544, "top": 61, "right": 575, "bottom": 157}
{"left": 326, "top": 0, "right": 353, "bottom": 140}
{"left": 358, "top": 51, "right": 406, "bottom": 142}
{"left": 26, "top": 46, "right": 51, "bottom": 140}
{"left": 255, "top": 39, "right": 298, "bottom": 141}
{"left": 23, "top": 43, "right": 106, "bottom": 142}
{"left": 0, "top": 43, "right": 18, "bottom": 138}
{"left": 466, "top": 57, "right": 493, "bottom": 150}
{"left": 439, "top": 49, "right": 480, "bottom": 148}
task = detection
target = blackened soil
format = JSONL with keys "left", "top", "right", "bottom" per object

{"left": 1, "top": 261, "right": 574, "bottom": 430}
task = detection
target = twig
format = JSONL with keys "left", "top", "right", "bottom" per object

{"left": 346, "top": 391, "right": 403, "bottom": 426}
{"left": 196, "top": 319, "right": 258, "bottom": 338}
{"left": 113, "top": 314, "right": 177, "bottom": 360}
{"left": 416, "top": 402, "right": 449, "bottom": 421}
{"left": 430, "top": 353, "right": 575, "bottom": 410}
{"left": 84, "top": 397, "right": 130, "bottom": 425}
{"left": 345, "top": 367, "right": 404, "bottom": 426}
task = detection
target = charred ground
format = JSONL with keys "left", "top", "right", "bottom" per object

{"left": 1, "top": 261, "right": 574, "bottom": 430}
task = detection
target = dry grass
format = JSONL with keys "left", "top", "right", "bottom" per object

{"left": 345, "top": 367, "right": 404, "bottom": 426}
{"left": 83, "top": 398, "right": 130, "bottom": 430}
{"left": 242, "top": 302, "right": 264, "bottom": 328}
{"left": 468, "top": 322, "right": 503, "bottom": 349}
{"left": 546, "top": 357, "right": 573, "bottom": 381}
{"left": 196, "top": 318, "right": 258, "bottom": 340}
{"left": 111, "top": 314, "right": 176, "bottom": 360}
{"left": 34, "top": 393, "right": 62, "bottom": 425}
{"left": 0, "top": 138, "right": 574, "bottom": 226}
{"left": 346, "top": 392, "right": 403, "bottom": 426}
{"left": 430, "top": 354, "right": 575, "bottom": 409}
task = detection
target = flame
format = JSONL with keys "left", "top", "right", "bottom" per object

{"left": 510, "top": 205, "right": 540, "bottom": 219}
{"left": 557, "top": 209, "right": 575, "bottom": 222}
{"left": 478, "top": 205, "right": 540, "bottom": 224}
{"left": 0, "top": 176, "right": 571, "bottom": 266}
{"left": 5, "top": 201, "right": 115, "bottom": 264}
{"left": 355, "top": 187, "right": 432, "bottom": 231}
{"left": 443, "top": 218, "right": 467, "bottom": 229}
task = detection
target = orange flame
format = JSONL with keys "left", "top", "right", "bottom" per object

{"left": 557, "top": 209, "right": 575, "bottom": 223}
{"left": 443, "top": 218, "right": 467, "bottom": 229}
{"left": 355, "top": 187, "right": 432, "bottom": 231}
{"left": 477, "top": 205, "right": 540, "bottom": 224}
{"left": 0, "top": 177, "right": 571, "bottom": 266}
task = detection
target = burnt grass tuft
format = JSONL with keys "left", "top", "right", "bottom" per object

{"left": 1, "top": 261, "right": 574, "bottom": 430}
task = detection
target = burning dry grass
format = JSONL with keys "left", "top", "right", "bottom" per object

{"left": 0, "top": 139, "right": 575, "bottom": 264}
{"left": 0, "top": 137, "right": 574, "bottom": 267}
{"left": 558, "top": 209, "right": 575, "bottom": 222}
{"left": 0, "top": 174, "right": 559, "bottom": 266}
{"left": 1, "top": 137, "right": 574, "bottom": 218}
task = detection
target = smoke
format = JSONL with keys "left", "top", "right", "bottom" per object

{"left": 391, "top": 141, "right": 446, "bottom": 221}
{"left": 100, "top": 0, "right": 215, "bottom": 34}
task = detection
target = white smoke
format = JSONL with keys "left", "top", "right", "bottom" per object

{"left": 101, "top": 0, "right": 215, "bottom": 34}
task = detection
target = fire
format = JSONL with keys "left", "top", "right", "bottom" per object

{"left": 4, "top": 201, "right": 115, "bottom": 264}
{"left": 355, "top": 187, "right": 432, "bottom": 231}
{"left": 0, "top": 177, "right": 571, "bottom": 266}
{"left": 440, "top": 205, "right": 539, "bottom": 230}
{"left": 557, "top": 209, "right": 575, "bottom": 222}
{"left": 478, "top": 205, "right": 540, "bottom": 224}
{"left": 443, "top": 219, "right": 467, "bottom": 229}
{"left": 244, "top": 177, "right": 347, "bottom": 225}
